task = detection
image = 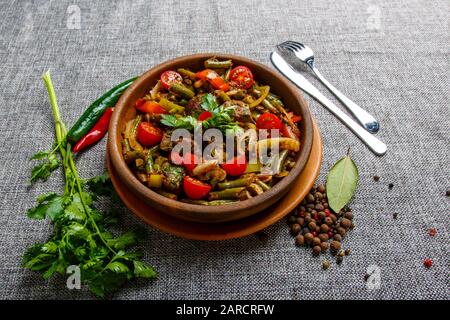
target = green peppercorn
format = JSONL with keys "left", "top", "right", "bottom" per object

{"left": 333, "top": 234, "right": 342, "bottom": 242}
{"left": 315, "top": 192, "right": 323, "bottom": 200}
{"left": 330, "top": 214, "right": 337, "bottom": 222}
{"left": 318, "top": 233, "right": 329, "bottom": 242}
{"left": 336, "top": 256, "right": 343, "bottom": 264}
{"left": 322, "top": 259, "right": 330, "bottom": 270}
{"left": 338, "top": 250, "right": 345, "bottom": 257}
{"left": 295, "top": 235, "right": 305, "bottom": 246}
{"left": 296, "top": 217, "right": 305, "bottom": 226}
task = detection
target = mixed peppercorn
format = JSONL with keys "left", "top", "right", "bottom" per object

{"left": 288, "top": 183, "right": 354, "bottom": 268}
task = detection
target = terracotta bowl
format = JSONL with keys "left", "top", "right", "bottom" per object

{"left": 108, "top": 53, "right": 313, "bottom": 223}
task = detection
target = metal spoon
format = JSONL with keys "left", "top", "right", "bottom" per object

{"left": 278, "top": 41, "right": 380, "bottom": 133}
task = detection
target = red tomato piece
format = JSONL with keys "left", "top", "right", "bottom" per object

{"left": 221, "top": 154, "right": 247, "bottom": 176}
{"left": 170, "top": 152, "right": 198, "bottom": 171}
{"left": 136, "top": 122, "right": 163, "bottom": 146}
{"left": 135, "top": 99, "right": 167, "bottom": 114}
{"left": 287, "top": 111, "right": 302, "bottom": 123}
{"left": 230, "top": 66, "right": 254, "bottom": 89}
{"left": 160, "top": 70, "right": 182, "bottom": 90}
{"left": 198, "top": 111, "right": 213, "bottom": 121}
{"left": 256, "top": 112, "right": 283, "bottom": 131}
{"left": 183, "top": 176, "right": 211, "bottom": 200}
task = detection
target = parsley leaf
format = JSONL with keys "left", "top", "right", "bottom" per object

{"left": 30, "top": 151, "right": 60, "bottom": 183}
{"left": 27, "top": 192, "right": 65, "bottom": 220}
{"left": 160, "top": 114, "right": 199, "bottom": 130}
{"left": 200, "top": 93, "right": 219, "bottom": 113}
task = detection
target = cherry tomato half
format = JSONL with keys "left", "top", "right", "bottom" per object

{"left": 198, "top": 111, "right": 213, "bottom": 121}
{"left": 183, "top": 176, "right": 211, "bottom": 200}
{"left": 136, "top": 122, "right": 163, "bottom": 146}
{"left": 256, "top": 112, "right": 283, "bottom": 131}
{"left": 160, "top": 70, "right": 182, "bottom": 90}
{"left": 221, "top": 154, "right": 247, "bottom": 176}
{"left": 170, "top": 152, "right": 198, "bottom": 171}
{"left": 230, "top": 66, "right": 254, "bottom": 89}
{"left": 135, "top": 99, "right": 167, "bottom": 114}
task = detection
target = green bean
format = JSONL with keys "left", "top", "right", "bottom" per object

{"left": 267, "top": 93, "right": 283, "bottom": 107}
{"left": 208, "top": 200, "right": 237, "bottom": 205}
{"left": 181, "top": 199, "right": 209, "bottom": 205}
{"left": 218, "top": 90, "right": 231, "bottom": 102}
{"left": 224, "top": 68, "right": 231, "bottom": 81}
{"left": 204, "top": 59, "right": 233, "bottom": 69}
{"left": 181, "top": 199, "right": 237, "bottom": 206}
{"left": 261, "top": 99, "right": 279, "bottom": 113}
{"left": 217, "top": 175, "right": 255, "bottom": 190}
{"left": 177, "top": 68, "right": 196, "bottom": 80}
{"left": 159, "top": 98, "right": 185, "bottom": 113}
{"left": 208, "top": 187, "right": 246, "bottom": 200}
{"left": 124, "top": 150, "right": 145, "bottom": 164}
{"left": 145, "top": 146, "right": 159, "bottom": 174}
{"left": 248, "top": 183, "right": 264, "bottom": 195}
{"left": 156, "top": 190, "right": 178, "bottom": 200}
{"left": 122, "top": 138, "right": 131, "bottom": 153}
{"left": 274, "top": 149, "right": 289, "bottom": 174}
{"left": 255, "top": 179, "right": 271, "bottom": 191}
{"left": 169, "top": 83, "right": 195, "bottom": 99}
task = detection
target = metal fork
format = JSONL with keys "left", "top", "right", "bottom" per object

{"left": 278, "top": 41, "right": 380, "bottom": 133}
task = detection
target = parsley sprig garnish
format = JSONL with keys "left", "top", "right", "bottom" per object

{"left": 160, "top": 93, "right": 243, "bottom": 134}
{"left": 23, "top": 71, "right": 156, "bottom": 298}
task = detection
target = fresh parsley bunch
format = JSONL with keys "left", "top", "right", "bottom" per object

{"left": 160, "top": 93, "right": 243, "bottom": 134}
{"left": 23, "top": 71, "right": 156, "bottom": 298}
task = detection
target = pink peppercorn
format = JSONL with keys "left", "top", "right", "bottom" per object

{"left": 428, "top": 228, "right": 437, "bottom": 237}
{"left": 423, "top": 258, "right": 433, "bottom": 268}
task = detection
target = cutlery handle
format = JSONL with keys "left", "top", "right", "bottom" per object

{"left": 305, "top": 86, "right": 387, "bottom": 155}
{"left": 311, "top": 66, "right": 380, "bottom": 133}
{"left": 270, "top": 51, "right": 387, "bottom": 155}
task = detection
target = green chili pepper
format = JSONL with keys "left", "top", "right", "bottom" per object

{"left": 67, "top": 76, "right": 137, "bottom": 142}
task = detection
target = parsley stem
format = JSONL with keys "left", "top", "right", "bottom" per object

{"left": 67, "top": 151, "right": 117, "bottom": 255}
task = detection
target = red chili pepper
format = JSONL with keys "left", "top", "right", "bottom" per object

{"left": 73, "top": 108, "right": 113, "bottom": 153}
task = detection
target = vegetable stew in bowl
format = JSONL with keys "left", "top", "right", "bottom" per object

{"left": 121, "top": 57, "right": 303, "bottom": 205}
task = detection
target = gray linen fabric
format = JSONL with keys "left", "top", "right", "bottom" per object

{"left": 0, "top": 0, "right": 448, "bottom": 300}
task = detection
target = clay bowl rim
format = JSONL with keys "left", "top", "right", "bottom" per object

{"left": 108, "top": 53, "right": 313, "bottom": 218}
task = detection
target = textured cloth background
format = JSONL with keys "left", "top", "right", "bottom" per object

{"left": 0, "top": 0, "right": 448, "bottom": 300}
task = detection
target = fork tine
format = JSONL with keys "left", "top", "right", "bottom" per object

{"left": 278, "top": 42, "right": 298, "bottom": 52}
{"left": 284, "top": 41, "right": 305, "bottom": 50}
